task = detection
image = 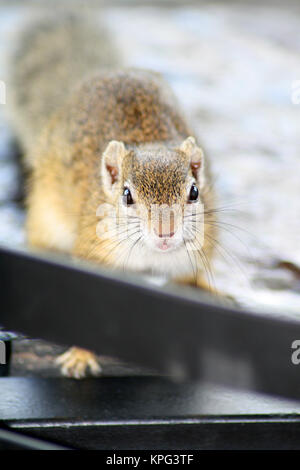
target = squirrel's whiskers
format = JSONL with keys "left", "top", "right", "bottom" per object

{"left": 7, "top": 12, "right": 220, "bottom": 378}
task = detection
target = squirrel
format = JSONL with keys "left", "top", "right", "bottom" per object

{"left": 8, "top": 12, "right": 217, "bottom": 378}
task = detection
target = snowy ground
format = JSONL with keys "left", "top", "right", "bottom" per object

{"left": 1, "top": 1, "right": 300, "bottom": 319}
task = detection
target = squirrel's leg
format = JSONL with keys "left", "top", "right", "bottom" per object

{"left": 175, "top": 275, "right": 236, "bottom": 305}
{"left": 175, "top": 274, "right": 230, "bottom": 299}
{"left": 55, "top": 347, "right": 101, "bottom": 379}
{"left": 175, "top": 274, "right": 218, "bottom": 294}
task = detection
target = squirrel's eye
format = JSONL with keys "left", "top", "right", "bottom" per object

{"left": 188, "top": 183, "right": 199, "bottom": 202}
{"left": 123, "top": 187, "right": 134, "bottom": 205}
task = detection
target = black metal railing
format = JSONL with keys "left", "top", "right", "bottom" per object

{"left": 1, "top": 244, "right": 300, "bottom": 449}
{"left": 1, "top": 244, "right": 300, "bottom": 399}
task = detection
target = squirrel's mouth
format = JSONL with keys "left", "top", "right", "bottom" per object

{"left": 158, "top": 239, "right": 170, "bottom": 251}
{"left": 154, "top": 237, "right": 180, "bottom": 252}
{"left": 142, "top": 226, "right": 183, "bottom": 253}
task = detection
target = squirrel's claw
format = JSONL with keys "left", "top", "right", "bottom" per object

{"left": 55, "top": 346, "right": 102, "bottom": 379}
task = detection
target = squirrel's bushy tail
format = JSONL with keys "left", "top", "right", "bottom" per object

{"left": 7, "top": 11, "right": 119, "bottom": 165}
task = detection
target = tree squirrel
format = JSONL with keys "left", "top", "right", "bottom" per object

{"left": 8, "top": 13, "right": 216, "bottom": 378}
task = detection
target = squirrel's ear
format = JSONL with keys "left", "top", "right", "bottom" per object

{"left": 101, "top": 140, "right": 126, "bottom": 197}
{"left": 180, "top": 136, "right": 205, "bottom": 184}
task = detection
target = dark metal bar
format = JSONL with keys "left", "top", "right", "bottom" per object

{"left": 1, "top": 245, "right": 300, "bottom": 400}
{"left": 2, "top": 377, "right": 300, "bottom": 450}
{"left": 0, "top": 426, "right": 70, "bottom": 450}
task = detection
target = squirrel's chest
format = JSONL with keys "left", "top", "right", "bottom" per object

{"left": 142, "top": 274, "right": 169, "bottom": 287}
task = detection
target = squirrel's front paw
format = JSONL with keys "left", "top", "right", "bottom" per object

{"left": 55, "top": 346, "right": 102, "bottom": 379}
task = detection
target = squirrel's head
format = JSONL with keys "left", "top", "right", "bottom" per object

{"left": 99, "top": 137, "right": 207, "bottom": 276}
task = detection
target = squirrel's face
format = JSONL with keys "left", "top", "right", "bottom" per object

{"left": 99, "top": 137, "right": 206, "bottom": 275}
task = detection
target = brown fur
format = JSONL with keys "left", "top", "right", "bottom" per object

{"left": 8, "top": 13, "right": 119, "bottom": 165}
{"left": 9, "top": 15, "right": 217, "bottom": 377}
{"left": 25, "top": 69, "right": 215, "bottom": 287}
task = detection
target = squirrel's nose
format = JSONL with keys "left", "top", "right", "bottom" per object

{"left": 153, "top": 209, "right": 176, "bottom": 238}
{"left": 154, "top": 228, "right": 175, "bottom": 238}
